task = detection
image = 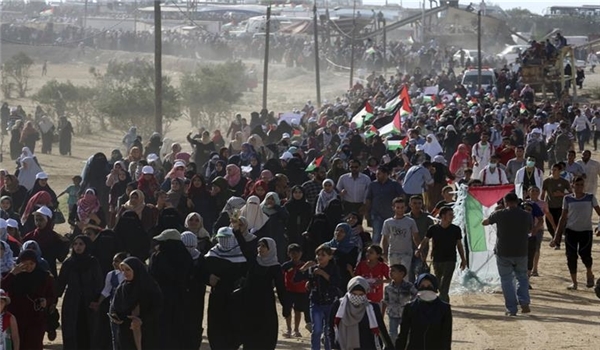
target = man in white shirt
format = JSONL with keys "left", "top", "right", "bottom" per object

{"left": 472, "top": 132, "right": 494, "bottom": 180}
{"left": 591, "top": 111, "right": 600, "bottom": 151}
{"left": 479, "top": 154, "right": 509, "bottom": 186}
{"left": 337, "top": 159, "right": 371, "bottom": 218}
{"left": 577, "top": 150, "right": 600, "bottom": 194}
{"left": 543, "top": 118, "right": 559, "bottom": 143}
{"left": 571, "top": 109, "right": 592, "bottom": 152}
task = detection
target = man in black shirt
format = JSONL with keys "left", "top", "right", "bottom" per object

{"left": 483, "top": 192, "right": 533, "bottom": 316}
{"left": 416, "top": 207, "right": 466, "bottom": 303}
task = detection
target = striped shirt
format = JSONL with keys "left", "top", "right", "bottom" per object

{"left": 562, "top": 193, "right": 598, "bottom": 231}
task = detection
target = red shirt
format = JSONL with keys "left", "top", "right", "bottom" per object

{"left": 354, "top": 260, "right": 389, "bottom": 302}
{"left": 496, "top": 145, "right": 515, "bottom": 165}
{"left": 282, "top": 260, "right": 307, "bottom": 294}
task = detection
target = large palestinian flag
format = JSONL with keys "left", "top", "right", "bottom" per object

{"left": 456, "top": 184, "right": 514, "bottom": 287}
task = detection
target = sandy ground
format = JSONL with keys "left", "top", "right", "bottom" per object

{"left": 0, "top": 44, "right": 600, "bottom": 349}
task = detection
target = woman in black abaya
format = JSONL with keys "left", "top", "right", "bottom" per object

{"left": 58, "top": 116, "right": 74, "bottom": 156}
{"left": 113, "top": 210, "right": 151, "bottom": 261}
{"left": 81, "top": 153, "right": 111, "bottom": 214}
{"left": 110, "top": 257, "right": 163, "bottom": 350}
{"left": 284, "top": 186, "right": 312, "bottom": 245}
{"left": 237, "top": 237, "right": 286, "bottom": 350}
{"left": 149, "top": 229, "right": 192, "bottom": 349}
{"left": 57, "top": 235, "right": 103, "bottom": 349}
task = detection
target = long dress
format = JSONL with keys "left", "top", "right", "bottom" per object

{"left": 58, "top": 119, "right": 74, "bottom": 156}
{"left": 57, "top": 252, "right": 104, "bottom": 349}
{"left": 237, "top": 240, "right": 286, "bottom": 350}
{"left": 9, "top": 126, "right": 22, "bottom": 160}
{"left": 3, "top": 269, "right": 56, "bottom": 350}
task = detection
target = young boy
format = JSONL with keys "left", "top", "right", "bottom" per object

{"left": 281, "top": 244, "right": 309, "bottom": 338}
{"left": 0, "top": 289, "right": 20, "bottom": 350}
{"left": 432, "top": 185, "right": 455, "bottom": 217}
{"left": 381, "top": 197, "right": 419, "bottom": 279}
{"left": 57, "top": 175, "right": 82, "bottom": 209}
{"left": 527, "top": 186, "right": 556, "bottom": 276}
{"left": 296, "top": 244, "right": 341, "bottom": 350}
{"left": 383, "top": 264, "right": 417, "bottom": 343}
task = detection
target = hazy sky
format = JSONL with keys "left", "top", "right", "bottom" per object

{"left": 362, "top": 0, "right": 595, "bottom": 15}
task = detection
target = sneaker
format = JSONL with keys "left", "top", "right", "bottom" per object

{"left": 521, "top": 304, "right": 531, "bottom": 314}
{"left": 283, "top": 330, "right": 292, "bottom": 338}
{"left": 47, "top": 330, "right": 57, "bottom": 341}
{"left": 293, "top": 331, "right": 302, "bottom": 338}
{"left": 567, "top": 284, "right": 578, "bottom": 290}
{"left": 586, "top": 275, "right": 595, "bottom": 288}
{"left": 505, "top": 311, "right": 517, "bottom": 316}
{"left": 305, "top": 322, "right": 312, "bottom": 333}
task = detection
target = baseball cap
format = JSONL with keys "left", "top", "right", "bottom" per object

{"left": 35, "top": 206, "right": 53, "bottom": 219}
{"left": 279, "top": 152, "right": 293, "bottom": 161}
{"left": 142, "top": 166, "right": 154, "bottom": 175}
{"left": 216, "top": 227, "right": 234, "bottom": 238}
{"left": 153, "top": 229, "right": 181, "bottom": 242}
{"left": 36, "top": 172, "right": 48, "bottom": 180}
{"left": 6, "top": 219, "right": 18, "bottom": 228}
{"left": 147, "top": 153, "right": 159, "bottom": 163}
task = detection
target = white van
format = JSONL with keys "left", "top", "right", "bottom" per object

{"left": 461, "top": 67, "right": 497, "bottom": 90}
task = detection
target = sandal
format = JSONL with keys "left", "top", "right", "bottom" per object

{"left": 586, "top": 275, "right": 595, "bottom": 288}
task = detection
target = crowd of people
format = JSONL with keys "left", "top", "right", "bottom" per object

{"left": 2, "top": 50, "right": 600, "bottom": 350}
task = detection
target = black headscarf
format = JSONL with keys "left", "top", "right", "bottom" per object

{"left": 111, "top": 257, "right": 161, "bottom": 319}
{"left": 12, "top": 250, "right": 49, "bottom": 295}
{"left": 68, "top": 235, "right": 95, "bottom": 272}
{"left": 114, "top": 210, "right": 150, "bottom": 261}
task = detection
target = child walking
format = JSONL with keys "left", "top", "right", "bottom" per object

{"left": 383, "top": 264, "right": 417, "bottom": 343}
{"left": 90, "top": 252, "right": 128, "bottom": 350}
{"left": 296, "top": 244, "right": 341, "bottom": 350}
{"left": 353, "top": 245, "right": 389, "bottom": 304}
{"left": 57, "top": 175, "right": 82, "bottom": 209}
{"left": 281, "top": 244, "right": 309, "bottom": 338}
{"left": 0, "top": 289, "right": 19, "bottom": 350}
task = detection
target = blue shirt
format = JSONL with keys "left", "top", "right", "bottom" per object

{"left": 366, "top": 179, "right": 404, "bottom": 218}
{"left": 402, "top": 165, "right": 433, "bottom": 195}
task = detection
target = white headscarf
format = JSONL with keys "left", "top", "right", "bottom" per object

{"left": 17, "top": 157, "right": 43, "bottom": 191}
{"left": 257, "top": 237, "right": 280, "bottom": 267}
{"left": 423, "top": 133, "right": 443, "bottom": 159}
{"left": 240, "top": 195, "right": 269, "bottom": 232}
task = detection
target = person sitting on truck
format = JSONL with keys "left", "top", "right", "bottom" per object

{"left": 555, "top": 33, "right": 567, "bottom": 49}
{"left": 545, "top": 39, "right": 557, "bottom": 59}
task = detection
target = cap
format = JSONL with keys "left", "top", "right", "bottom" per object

{"left": 36, "top": 172, "right": 48, "bottom": 180}
{"left": 153, "top": 229, "right": 181, "bottom": 242}
{"left": 146, "top": 153, "right": 159, "bottom": 163}
{"left": 6, "top": 219, "right": 18, "bottom": 228}
{"left": 174, "top": 161, "right": 185, "bottom": 168}
{"left": 216, "top": 227, "right": 234, "bottom": 238}
{"left": 142, "top": 166, "right": 154, "bottom": 175}
{"left": 0, "top": 289, "right": 10, "bottom": 305}
{"left": 281, "top": 133, "right": 291, "bottom": 139}
{"left": 35, "top": 206, "right": 53, "bottom": 219}
{"left": 279, "top": 152, "right": 293, "bottom": 161}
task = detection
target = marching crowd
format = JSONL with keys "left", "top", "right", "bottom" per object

{"left": 2, "top": 65, "right": 600, "bottom": 350}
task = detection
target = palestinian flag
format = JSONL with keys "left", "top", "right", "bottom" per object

{"left": 519, "top": 102, "right": 527, "bottom": 114}
{"left": 467, "top": 97, "right": 478, "bottom": 107}
{"left": 455, "top": 95, "right": 464, "bottom": 103}
{"left": 364, "top": 125, "right": 378, "bottom": 138}
{"left": 433, "top": 101, "right": 444, "bottom": 111}
{"left": 386, "top": 140, "right": 403, "bottom": 151}
{"left": 377, "top": 106, "right": 404, "bottom": 136}
{"left": 423, "top": 95, "right": 435, "bottom": 103}
{"left": 351, "top": 100, "right": 374, "bottom": 128}
{"left": 305, "top": 156, "right": 324, "bottom": 172}
{"left": 464, "top": 184, "right": 514, "bottom": 254}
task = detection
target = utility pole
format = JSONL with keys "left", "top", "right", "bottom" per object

{"left": 477, "top": 10, "right": 482, "bottom": 91}
{"left": 262, "top": 5, "right": 271, "bottom": 111}
{"left": 349, "top": 0, "right": 357, "bottom": 89}
{"left": 83, "top": 0, "right": 88, "bottom": 28}
{"left": 154, "top": 0, "right": 163, "bottom": 135}
{"left": 382, "top": 18, "right": 387, "bottom": 76}
{"left": 313, "top": 2, "right": 321, "bottom": 107}
{"left": 134, "top": 0, "right": 138, "bottom": 33}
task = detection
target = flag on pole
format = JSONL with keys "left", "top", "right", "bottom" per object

{"left": 519, "top": 102, "right": 527, "bottom": 114}
{"left": 422, "top": 95, "right": 435, "bottom": 103}
{"left": 351, "top": 100, "right": 374, "bottom": 128}
{"left": 386, "top": 140, "right": 403, "bottom": 151}
{"left": 364, "top": 125, "right": 378, "bottom": 138}
{"left": 305, "top": 156, "right": 324, "bottom": 172}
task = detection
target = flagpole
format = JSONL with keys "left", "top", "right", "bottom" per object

{"left": 262, "top": 5, "right": 272, "bottom": 111}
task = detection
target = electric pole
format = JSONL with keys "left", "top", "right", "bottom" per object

{"left": 477, "top": 10, "right": 482, "bottom": 91}
{"left": 313, "top": 2, "right": 321, "bottom": 107}
{"left": 349, "top": 0, "right": 357, "bottom": 89}
{"left": 262, "top": 5, "right": 271, "bottom": 111}
{"left": 154, "top": 0, "right": 163, "bottom": 135}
